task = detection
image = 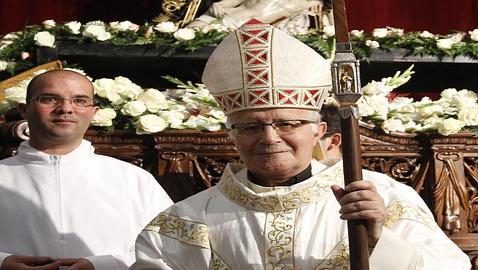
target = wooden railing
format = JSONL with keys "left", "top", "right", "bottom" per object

{"left": 1, "top": 120, "right": 477, "bottom": 267}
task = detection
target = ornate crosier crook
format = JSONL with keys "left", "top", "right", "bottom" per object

{"left": 331, "top": 0, "right": 370, "bottom": 269}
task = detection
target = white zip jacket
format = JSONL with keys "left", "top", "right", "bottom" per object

{"left": 0, "top": 140, "right": 173, "bottom": 270}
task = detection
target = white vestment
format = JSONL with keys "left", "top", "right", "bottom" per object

{"left": 135, "top": 159, "right": 471, "bottom": 270}
{"left": 0, "top": 140, "right": 173, "bottom": 270}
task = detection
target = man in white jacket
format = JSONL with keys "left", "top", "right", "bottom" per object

{"left": 0, "top": 70, "right": 173, "bottom": 270}
{"left": 134, "top": 19, "right": 471, "bottom": 269}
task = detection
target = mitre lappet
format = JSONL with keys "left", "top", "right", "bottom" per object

{"left": 202, "top": 18, "right": 332, "bottom": 115}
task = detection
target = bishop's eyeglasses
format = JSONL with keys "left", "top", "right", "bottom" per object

{"left": 229, "top": 119, "right": 317, "bottom": 136}
{"left": 30, "top": 94, "right": 95, "bottom": 108}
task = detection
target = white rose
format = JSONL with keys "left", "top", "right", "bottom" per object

{"left": 83, "top": 24, "right": 112, "bottom": 41}
{"left": 416, "top": 104, "right": 445, "bottom": 119}
{"left": 419, "top": 31, "right": 434, "bottom": 38}
{"left": 323, "top": 25, "right": 335, "bottom": 37}
{"left": 4, "top": 86, "right": 27, "bottom": 104}
{"left": 121, "top": 101, "right": 147, "bottom": 117}
{"left": 110, "top": 20, "right": 140, "bottom": 32}
{"left": 174, "top": 28, "right": 196, "bottom": 41}
{"left": 65, "top": 21, "right": 82, "bottom": 34}
{"left": 436, "top": 38, "right": 456, "bottom": 49}
{"left": 0, "top": 60, "right": 8, "bottom": 71}
{"left": 382, "top": 118, "right": 405, "bottom": 133}
{"left": 365, "top": 40, "right": 379, "bottom": 49}
{"left": 136, "top": 114, "right": 168, "bottom": 134}
{"left": 372, "top": 28, "right": 388, "bottom": 38}
{"left": 154, "top": 22, "right": 177, "bottom": 33}
{"left": 93, "top": 78, "right": 123, "bottom": 104}
{"left": 34, "top": 31, "right": 55, "bottom": 47}
{"left": 469, "top": 29, "right": 478, "bottom": 41}
{"left": 42, "top": 20, "right": 56, "bottom": 29}
{"left": 350, "top": 30, "right": 364, "bottom": 38}
{"left": 91, "top": 108, "right": 117, "bottom": 127}
{"left": 388, "top": 27, "right": 404, "bottom": 37}
{"left": 158, "top": 111, "right": 186, "bottom": 128}
{"left": 137, "top": 88, "right": 169, "bottom": 113}
{"left": 437, "top": 118, "right": 465, "bottom": 136}
{"left": 114, "top": 76, "right": 143, "bottom": 99}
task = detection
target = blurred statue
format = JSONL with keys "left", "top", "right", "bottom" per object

{"left": 187, "top": 0, "right": 324, "bottom": 35}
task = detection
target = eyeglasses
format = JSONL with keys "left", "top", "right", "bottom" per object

{"left": 230, "top": 119, "right": 317, "bottom": 135}
{"left": 30, "top": 94, "right": 95, "bottom": 108}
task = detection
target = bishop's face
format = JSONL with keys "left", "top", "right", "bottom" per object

{"left": 227, "top": 108, "right": 326, "bottom": 186}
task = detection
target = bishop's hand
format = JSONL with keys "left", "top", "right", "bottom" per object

{"left": 331, "top": 181, "right": 386, "bottom": 247}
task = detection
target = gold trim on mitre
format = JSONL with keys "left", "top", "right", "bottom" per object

{"left": 202, "top": 18, "right": 331, "bottom": 115}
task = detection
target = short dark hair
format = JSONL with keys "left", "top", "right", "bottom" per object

{"left": 321, "top": 105, "right": 341, "bottom": 136}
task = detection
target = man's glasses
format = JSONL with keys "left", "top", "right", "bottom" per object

{"left": 230, "top": 119, "right": 317, "bottom": 135}
{"left": 30, "top": 94, "right": 95, "bottom": 108}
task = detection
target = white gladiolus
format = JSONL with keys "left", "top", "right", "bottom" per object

{"left": 174, "top": 28, "right": 196, "bottom": 41}
{"left": 382, "top": 118, "right": 405, "bottom": 133}
{"left": 372, "top": 28, "right": 388, "bottom": 38}
{"left": 458, "top": 107, "right": 478, "bottom": 126}
{"left": 91, "top": 108, "right": 117, "bottom": 127}
{"left": 154, "top": 22, "right": 177, "bottom": 33}
{"left": 437, "top": 118, "right": 465, "bottom": 136}
{"left": 34, "top": 31, "right": 55, "bottom": 47}
{"left": 365, "top": 40, "right": 379, "bottom": 49}
{"left": 65, "top": 21, "right": 82, "bottom": 34}
{"left": 136, "top": 114, "right": 168, "bottom": 134}
{"left": 469, "top": 29, "right": 478, "bottom": 41}
{"left": 121, "top": 101, "right": 147, "bottom": 117}
{"left": 361, "top": 81, "right": 392, "bottom": 95}
{"left": 42, "top": 20, "right": 56, "bottom": 29}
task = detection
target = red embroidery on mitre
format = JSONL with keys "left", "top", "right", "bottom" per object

{"left": 278, "top": 89, "right": 300, "bottom": 105}
{"left": 248, "top": 89, "right": 270, "bottom": 105}
{"left": 226, "top": 92, "right": 244, "bottom": 110}
{"left": 303, "top": 89, "right": 322, "bottom": 106}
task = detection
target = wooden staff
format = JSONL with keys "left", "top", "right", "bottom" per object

{"left": 331, "top": 0, "right": 370, "bottom": 269}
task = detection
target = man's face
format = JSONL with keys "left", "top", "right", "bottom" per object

{"left": 228, "top": 108, "right": 326, "bottom": 184}
{"left": 20, "top": 72, "right": 98, "bottom": 149}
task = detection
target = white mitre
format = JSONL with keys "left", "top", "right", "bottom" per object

{"left": 202, "top": 18, "right": 332, "bottom": 115}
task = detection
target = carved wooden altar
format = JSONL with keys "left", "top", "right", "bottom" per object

{"left": 1, "top": 121, "right": 477, "bottom": 267}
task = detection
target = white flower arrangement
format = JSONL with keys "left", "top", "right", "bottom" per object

{"left": 0, "top": 69, "right": 226, "bottom": 134}
{"left": 349, "top": 65, "right": 478, "bottom": 136}
{"left": 2, "top": 19, "right": 478, "bottom": 77}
